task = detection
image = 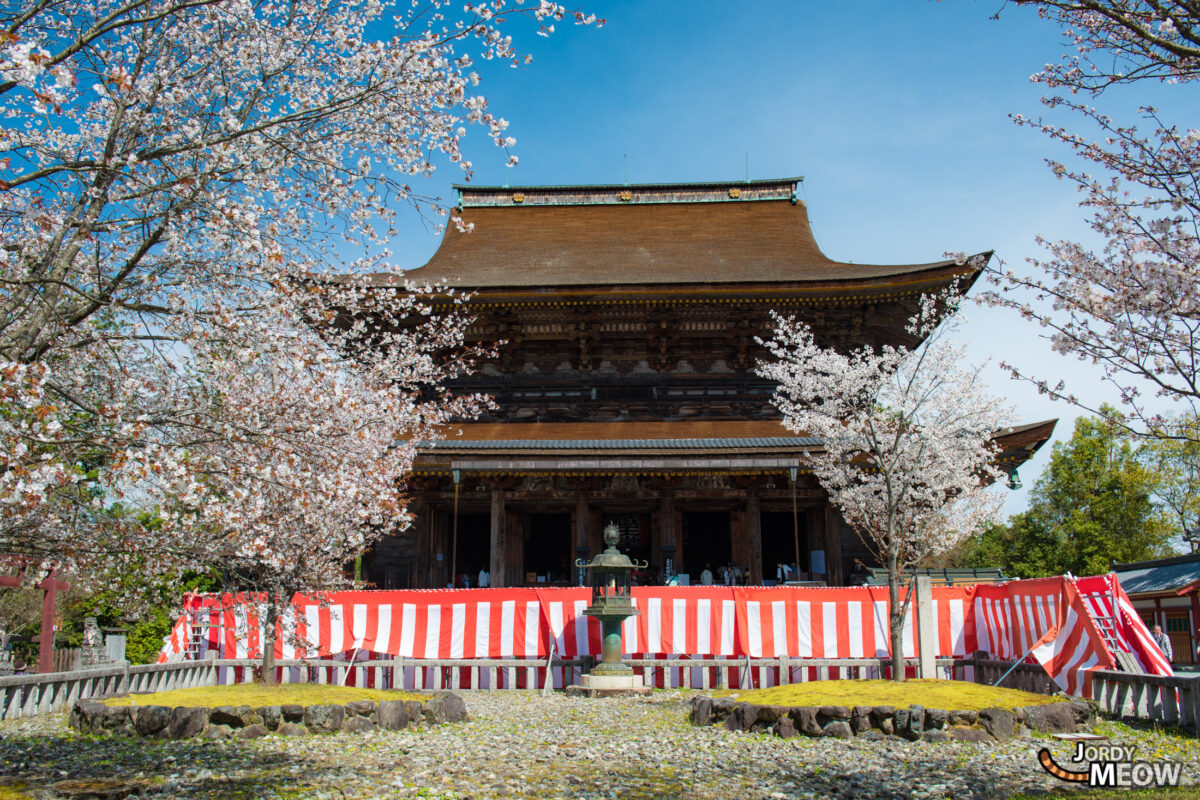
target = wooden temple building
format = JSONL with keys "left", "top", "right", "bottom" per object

{"left": 361, "top": 178, "right": 1054, "bottom": 590}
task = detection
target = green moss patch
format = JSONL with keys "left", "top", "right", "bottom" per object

{"left": 101, "top": 683, "right": 426, "bottom": 708}
{"left": 713, "top": 679, "right": 1067, "bottom": 711}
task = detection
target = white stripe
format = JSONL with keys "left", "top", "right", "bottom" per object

{"left": 847, "top": 601, "right": 863, "bottom": 658}
{"left": 623, "top": 598, "right": 639, "bottom": 653}
{"left": 525, "top": 601, "right": 540, "bottom": 657}
{"left": 399, "top": 604, "right": 416, "bottom": 657}
{"left": 697, "top": 599, "right": 711, "bottom": 654}
{"left": 648, "top": 598, "right": 662, "bottom": 653}
{"left": 974, "top": 598, "right": 991, "bottom": 656}
{"left": 949, "top": 599, "right": 965, "bottom": 656}
{"left": 747, "top": 602, "right": 762, "bottom": 658}
{"left": 280, "top": 607, "right": 296, "bottom": 659}
{"left": 771, "top": 601, "right": 788, "bottom": 658}
{"left": 450, "top": 604, "right": 465, "bottom": 659}
{"left": 352, "top": 604, "right": 367, "bottom": 649}
{"left": 475, "top": 602, "right": 490, "bottom": 658}
{"left": 796, "top": 601, "right": 812, "bottom": 658}
{"left": 823, "top": 602, "right": 838, "bottom": 658}
{"left": 574, "top": 600, "right": 589, "bottom": 656}
{"left": 305, "top": 605, "right": 321, "bottom": 653}
{"left": 550, "top": 602, "right": 566, "bottom": 651}
{"left": 500, "top": 601, "right": 515, "bottom": 658}
{"left": 901, "top": 603, "right": 914, "bottom": 658}
{"left": 234, "top": 607, "right": 248, "bottom": 659}
{"left": 673, "top": 598, "right": 687, "bottom": 652}
{"left": 719, "top": 600, "right": 735, "bottom": 655}
{"left": 329, "top": 605, "right": 344, "bottom": 655}
{"left": 424, "top": 605, "right": 441, "bottom": 658}
{"left": 873, "top": 600, "right": 890, "bottom": 657}
{"left": 375, "top": 605, "right": 391, "bottom": 655}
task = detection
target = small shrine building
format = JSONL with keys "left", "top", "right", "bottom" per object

{"left": 362, "top": 178, "right": 1053, "bottom": 590}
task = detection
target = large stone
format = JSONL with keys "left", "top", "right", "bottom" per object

{"left": 168, "top": 707, "right": 208, "bottom": 739}
{"left": 70, "top": 700, "right": 106, "bottom": 734}
{"left": 133, "top": 705, "right": 171, "bottom": 738}
{"left": 97, "top": 704, "right": 132, "bottom": 731}
{"left": 237, "top": 724, "right": 268, "bottom": 740}
{"left": 209, "top": 705, "right": 260, "bottom": 728}
{"left": 276, "top": 722, "right": 309, "bottom": 737}
{"left": 345, "top": 700, "right": 376, "bottom": 718}
{"left": 255, "top": 706, "right": 281, "bottom": 731}
{"left": 280, "top": 704, "right": 305, "bottom": 723}
{"left": 710, "top": 698, "right": 737, "bottom": 724}
{"left": 850, "top": 706, "right": 873, "bottom": 733}
{"left": 789, "top": 706, "right": 823, "bottom": 737}
{"left": 1022, "top": 703, "right": 1077, "bottom": 734}
{"left": 689, "top": 696, "right": 712, "bottom": 726}
{"left": 978, "top": 708, "right": 1016, "bottom": 741}
{"left": 426, "top": 692, "right": 468, "bottom": 724}
{"left": 948, "top": 710, "right": 978, "bottom": 727}
{"left": 818, "top": 705, "right": 852, "bottom": 724}
{"left": 201, "top": 723, "right": 232, "bottom": 740}
{"left": 921, "top": 729, "right": 950, "bottom": 743}
{"left": 924, "top": 708, "right": 948, "bottom": 730}
{"left": 404, "top": 701, "right": 424, "bottom": 726}
{"left": 858, "top": 730, "right": 885, "bottom": 742}
{"left": 775, "top": 717, "right": 799, "bottom": 739}
{"left": 757, "top": 705, "right": 789, "bottom": 726}
{"left": 879, "top": 717, "right": 895, "bottom": 736}
{"left": 377, "top": 699, "right": 410, "bottom": 731}
{"left": 724, "top": 703, "right": 756, "bottom": 732}
{"left": 869, "top": 706, "right": 895, "bottom": 729}
{"left": 904, "top": 706, "right": 925, "bottom": 741}
{"left": 1069, "top": 700, "right": 1096, "bottom": 728}
{"left": 949, "top": 726, "right": 993, "bottom": 743}
{"left": 821, "top": 720, "right": 853, "bottom": 739}
{"left": 342, "top": 716, "right": 376, "bottom": 733}
{"left": 304, "top": 703, "right": 345, "bottom": 733}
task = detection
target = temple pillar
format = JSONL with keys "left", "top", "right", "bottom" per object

{"left": 824, "top": 505, "right": 844, "bottom": 586}
{"left": 808, "top": 505, "right": 827, "bottom": 581}
{"left": 573, "top": 492, "right": 589, "bottom": 550}
{"left": 411, "top": 499, "right": 429, "bottom": 589}
{"left": 506, "top": 510, "right": 524, "bottom": 587}
{"left": 489, "top": 490, "right": 506, "bottom": 588}
{"left": 659, "top": 494, "right": 676, "bottom": 577}
{"left": 747, "top": 492, "right": 762, "bottom": 585}
{"left": 588, "top": 507, "right": 603, "bottom": 556}
{"left": 731, "top": 508, "right": 748, "bottom": 578}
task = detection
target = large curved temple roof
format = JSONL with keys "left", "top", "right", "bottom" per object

{"left": 378, "top": 178, "right": 985, "bottom": 295}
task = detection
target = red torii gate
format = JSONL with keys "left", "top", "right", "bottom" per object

{"left": 0, "top": 565, "right": 70, "bottom": 673}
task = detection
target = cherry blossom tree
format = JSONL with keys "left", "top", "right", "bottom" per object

{"left": 0, "top": 0, "right": 595, "bottom": 640}
{"left": 982, "top": 2, "right": 1200, "bottom": 438}
{"left": 757, "top": 290, "right": 1012, "bottom": 679}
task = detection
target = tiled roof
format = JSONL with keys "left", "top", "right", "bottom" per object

{"left": 422, "top": 436, "right": 821, "bottom": 451}
{"left": 361, "top": 178, "right": 984, "bottom": 289}
{"left": 1114, "top": 554, "right": 1200, "bottom": 596}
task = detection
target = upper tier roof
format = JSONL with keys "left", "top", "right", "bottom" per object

{"left": 386, "top": 178, "right": 981, "bottom": 290}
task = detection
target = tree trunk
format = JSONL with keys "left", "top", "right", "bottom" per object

{"left": 888, "top": 549, "right": 905, "bottom": 682}
{"left": 261, "top": 603, "right": 278, "bottom": 685}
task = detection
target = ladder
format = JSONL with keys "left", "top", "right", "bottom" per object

{"left": 1090, "top": 611, "right": 1143, "bottom": 673}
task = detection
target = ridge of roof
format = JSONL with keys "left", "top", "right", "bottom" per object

{"left": 453, "top": 176, "right": 804, "bottom": 193}
{"left": 1113, "top": 552, "right": 1200, "bottom": 571}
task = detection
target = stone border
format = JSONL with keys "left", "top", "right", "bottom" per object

{"left": 69, "top": 691, "right": 468, "bottom": 740}
{"left": 689, "top": 696, "right": 1097, "bottom": 743}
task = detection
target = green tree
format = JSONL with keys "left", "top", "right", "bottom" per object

{"left": 957, "top": 412, "right": 1174, "bottom": 577}
{"left": 1140, "top": 415, "right": 1200, "bottom": 552}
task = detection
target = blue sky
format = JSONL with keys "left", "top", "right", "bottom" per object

{"left": 384, "top": 1, "right": 1196, "bottom": 516}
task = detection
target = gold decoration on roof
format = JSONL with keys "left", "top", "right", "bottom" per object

{"left": 512, "top": 193, "right": 525, "bottom": 204}
{"left": 618, "top": 190, "right": 633, "bottom": 202}
{"left": 728, "top": 188, "right": 742, "bottom": 198}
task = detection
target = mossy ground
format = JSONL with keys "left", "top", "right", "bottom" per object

{"left": 712, "top": 678, "right": 1069, "bottom": 710}
{"left": 101, "top": 683, "right": 427, "bottom": 708}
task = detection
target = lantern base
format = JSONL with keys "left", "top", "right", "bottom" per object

{"left": 565, "top": 673, "right": 652, "bottom": 698}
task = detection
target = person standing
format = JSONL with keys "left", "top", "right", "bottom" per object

{"left": 478, "top": 568, "right": 490, "bottom": 588}
{"left": 1151, "top": 624, "right": 1174, "bottom": 662}
{"left": 700, "top": 564, "right": 714, "bottom": 586}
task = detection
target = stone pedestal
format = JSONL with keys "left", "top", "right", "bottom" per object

{"left": 565, "top": 673, "right": 652, "bottom": 698}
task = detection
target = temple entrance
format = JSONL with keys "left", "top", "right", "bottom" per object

{"left": 454, "top": 512, "right": 490, "bottom": 587}
{"left": 604, "top": 513, "right": 653, "bottom": 583}
{"left": 525, "top": 513, "right": 572, "bottom": 585}
{"left": 682, "top": 511, "right": 731, "bottom": 584}
{"left": 762, "top": 511, "right": 807, "bottom": 582}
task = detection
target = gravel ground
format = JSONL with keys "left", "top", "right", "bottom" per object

{"left": 1, "top": 691, "right": 1198, "bottom": 799}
